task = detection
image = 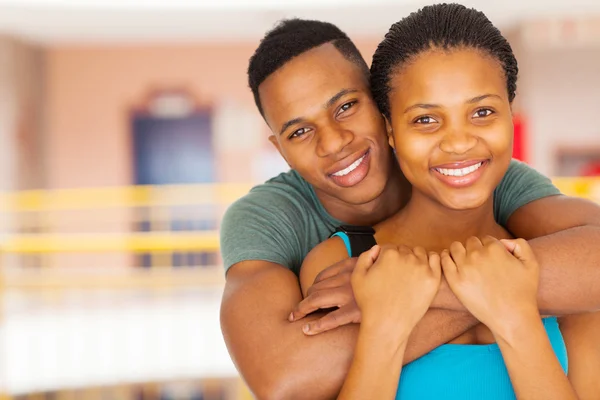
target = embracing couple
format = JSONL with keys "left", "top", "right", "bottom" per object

{"left": 221, "top": 3, "right": 600, "bottom": 399}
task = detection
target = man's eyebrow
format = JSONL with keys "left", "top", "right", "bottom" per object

{"left": 324, "top": 88, "right": 359, "bottom": 109}
{"left": 279, "top": 117, "right": 305, "bottom": 136}
{"left": 278, "top": 89, "right": 359, "bottom": 136}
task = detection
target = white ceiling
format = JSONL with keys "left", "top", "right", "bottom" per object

{"left": 0, "top": 0, "right": 599, "bottom": 45}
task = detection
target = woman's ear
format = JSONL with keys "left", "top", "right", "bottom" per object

{"left": 384, "top": 115, "right": 396, "bottom": 150}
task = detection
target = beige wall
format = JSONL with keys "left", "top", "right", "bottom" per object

{"left": 45, "top": 43, "right": 252, "bottom": 188}
{"left": 43, "top": 41, "right": 380, "bottom": 188}
{"left": 519, "top": 47, "right": 600, "bottom": 175}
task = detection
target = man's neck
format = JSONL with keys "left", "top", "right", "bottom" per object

{"left": 317, "top": 159, "right": 410, "bottom": 227}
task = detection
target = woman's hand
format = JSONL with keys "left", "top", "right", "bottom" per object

{"left": 351, "top": 245, "right": 442, "bottom": 336}
{"left": 440, "top": 236, "right": 540, "bottom": 337}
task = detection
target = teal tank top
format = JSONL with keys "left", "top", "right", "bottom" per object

{"left": 331, "top": 231, "right": 568, "bottom": 399}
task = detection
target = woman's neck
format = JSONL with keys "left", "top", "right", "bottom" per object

{"left": 376, "top": 190, "right": 509, "bottom": 252}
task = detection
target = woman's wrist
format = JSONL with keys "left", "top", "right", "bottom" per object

{"left": 361, "top": 314, "right": 412, "bottom": 351}
{"left": 491, "top": 306, "right": 544, "bottom": 347}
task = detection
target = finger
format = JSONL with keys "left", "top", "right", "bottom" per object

{"left": 440, "top": 249, "right": 459, "bottom": 282}
{"left": 306, "top": 271, "right": 351, "bottom": 297}
{"left": 290, "top": 288, "right": 349, "bottom": 321}
{"left": 504, "top": 238, "right": 535, "bottom": 263}
{"left": 428, "top": 251, "right": 442, "bottom": 279}
{"left": 481, "top": 235, "right": 504, "bottom": 250}
{"left": 302, "top": 303, "right": 360, "bottom": 335}
{"left": 353, "top": 245, "right": 380, "bottom": 277}
{"left": 413, "top": 246, "right": 428, "bottom": 264}
{"left": 314, "top": 258, "right": 357, "bottom": 283}
{"left": 428, "top": 251, "right": 441, "bottom": 270}
{"left": 449, "top": 241, "right": 467, "bottom": 264}
{"left": 465, "top": 236, "right": 483, "bottom": 253}
{"left": 499, "top": 238, "right": 517, "bottom": 253}
{"left": 481, "top": 236, "right": 509, "bottom": 258}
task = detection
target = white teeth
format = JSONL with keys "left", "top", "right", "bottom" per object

{"left": 332, "top": 154, "right": 366, "bottom": 177}
{"left": 436, "top": 162, "right": 483, "bottom": 177}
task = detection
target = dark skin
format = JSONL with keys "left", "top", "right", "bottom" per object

{"left": 221, "top": 43, "right": 600, "bottom": 400}
{"left": 302, "top": 47, "right": 599, "bottom": 400}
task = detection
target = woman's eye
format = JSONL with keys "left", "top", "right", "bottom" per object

{"left": 338, "top": 101, "right": 356, "bottom": 115}
{"left": 473, "top": 108, "right": 493, "bottom": 118}
{"left": 289, "top": 127, "right": 310, "bottom": 139}
{"left": 414, "top": 116, "right": 438, "bottom": 124}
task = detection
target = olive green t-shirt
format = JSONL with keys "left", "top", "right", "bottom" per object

{"left": 220, "top": 159, "right": 561, "bottom": 276}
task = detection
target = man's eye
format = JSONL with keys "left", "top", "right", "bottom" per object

{"left": 338, "top": 101, "right": 356, "bottom": 115}
{"left": 473, "top": 108, "right": 493, "bottom": 118}
{"left": 289, "top": 127, "right": 310, "bottom": 139}
{"left": 414, "top": 116, "right": 438, "bottom": 124}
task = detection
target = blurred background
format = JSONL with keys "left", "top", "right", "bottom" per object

{"left": 0, "top": 0, "right": 598, "bottom": 399}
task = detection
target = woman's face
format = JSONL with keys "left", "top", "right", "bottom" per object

{"left": 387, "top": 47, "right": 514, "bottom": 211}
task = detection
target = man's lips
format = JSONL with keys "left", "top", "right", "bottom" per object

{"left": 328, "top": 150, "right": 370, "bottom": 177}
{"left": 328, "top": 150, "right": 371, "bottom": 188}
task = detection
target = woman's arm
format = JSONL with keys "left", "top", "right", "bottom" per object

{"left": 440, "top": 237, "right": 578, "bottom": 399}
{"left": 493, "top": 310, "right": 578, "bottom": 400}
{"left": 338, "top": 318, "right": 409, "bottom": 400}
{"left": 337, "top": 245, "right": 441, "bottom": 400}
{"left": 299, "top": 239, "right": 479, "bottom": 361}
{"left": 560, "top": 312, "right": 600, "bottom": 399}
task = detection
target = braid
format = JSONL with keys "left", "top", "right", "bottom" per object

{"left": 371, "top": 3, "right": 518, "bottom": 120}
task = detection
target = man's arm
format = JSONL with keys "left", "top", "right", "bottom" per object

{"left": 559, "top": 311, "right": 600, "bottom": 398}
{"left": 509, "top": 195, "right": 600, "bottom": 314}
{"left": 221, "top": 261, "right": 356, "bottom": 400}
{"left": 221, "top": 260, "right": 478, "bottom": 400}
{"left": 433, "top": 195, "right": 600, "bottom": 314}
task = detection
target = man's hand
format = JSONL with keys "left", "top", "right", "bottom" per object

{"left": 290, "top": 257, "right": 361, "bottom": 335}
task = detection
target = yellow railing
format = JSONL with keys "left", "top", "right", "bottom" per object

{"left": 0, "top": 183, "right": 253, "bottom": 261}
{"left": 2, "top": 231, "right": 220, "bottom": 253}
{"left": 0, "top": 178, "right": 598, "bottom": 256}
{"left": 0, "top": 183, "right": 253, "bottom": 212}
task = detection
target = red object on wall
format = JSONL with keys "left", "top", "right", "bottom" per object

{"left": 512, "top": 114, "right": 527, "bottom": 162}
{"left": 581, "top": 162, "right": 600, "bottom": 176}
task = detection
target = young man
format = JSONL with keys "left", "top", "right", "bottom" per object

{"left": 220, "top": 19, "right": 600, "bottom": 400}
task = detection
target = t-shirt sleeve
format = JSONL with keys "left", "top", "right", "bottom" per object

{"left": 219, "top": 189, "right": 304, "bottom": 275}
{"left": 494, "top": 159, "right": 562, "bottom": 226}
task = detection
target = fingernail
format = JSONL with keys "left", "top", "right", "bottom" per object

{"left": 303, "top": 324, "right": 310, "bottom": 334}
{"left": 288, "top": 312, "right": 294, "bottom": 322}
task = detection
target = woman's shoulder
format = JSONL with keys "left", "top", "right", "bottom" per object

{"left": 299, "top": 236, "right": 350, "bottom": 296}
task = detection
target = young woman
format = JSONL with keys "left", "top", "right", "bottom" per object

{"left": 300, "top": 4, "right": 600, "bottom": 399}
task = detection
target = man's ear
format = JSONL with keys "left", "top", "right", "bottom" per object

{"left": 269, "top": 135, "right": 291, "bottom": 167}
{"left": 384, "top": 115, "right": 395, "bottom": 150}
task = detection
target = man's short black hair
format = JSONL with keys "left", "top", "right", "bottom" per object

{"left": 370, "top": 3, "right": 519, "bottom": 120}
{"left": 248, "top": 18, "right": 370, "bottom": 117}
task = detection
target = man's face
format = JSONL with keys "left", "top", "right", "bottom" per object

{"left": 258, "top": 43, "right": 394, "bottom": 208}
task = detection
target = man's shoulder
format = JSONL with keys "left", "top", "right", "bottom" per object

{"left": 255, "top": 169, "right": 312, "bottom": 195}
{"left": 220, "top": 170, "right": 329, "bottom": 274}
{"left": 222, "top": 170, "right": 320, "bottom": 228}
{"left": 232, "top": 170, "right": 315, "bottom": 211}
{"left": 494, "top": 159, "right": 560, "bottom": 226}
